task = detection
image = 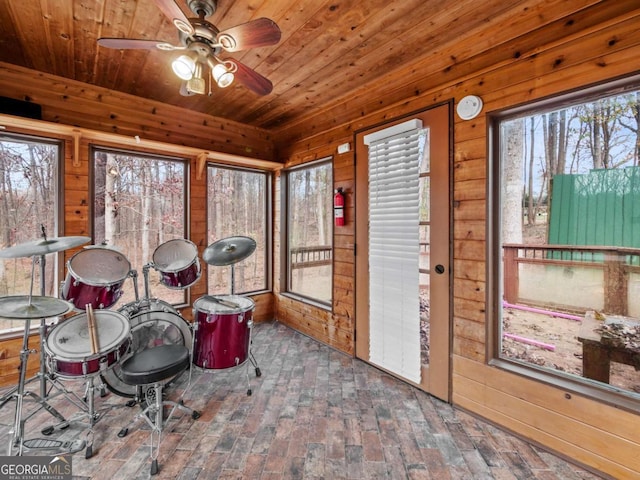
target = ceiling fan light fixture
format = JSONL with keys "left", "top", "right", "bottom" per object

{"left": 179, "top": 81, "right": 196, "bottom": 96}
{"left": 213, "top": 64, "right": 234, "bottom": 88}
{"left": 187, "top": 77, "right": 206, "bottom": 95}
{"left": 172, "top": 54, "right": 196, "bottom": 80}
{"left": 186, "top": 62, "right": 206, "bottom": 94}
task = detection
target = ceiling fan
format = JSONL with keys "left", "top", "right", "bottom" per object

{"left": 98, "top": 0, "right": 281, "bottom": 96}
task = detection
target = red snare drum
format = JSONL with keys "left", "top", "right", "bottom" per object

{"left": 101, "top": 298, "right": 193, "bottom": 397}
{"left": 192, "top": 295, "right": 254, "bottom": 369}
{"left": 61, "top": 247, "right": 130, "bottom": 310}
{"left": 44, "top": 310, "right": 130, "bottom": 378}
{"left": 152, "top": 239, "right": 201, "bottom": 289}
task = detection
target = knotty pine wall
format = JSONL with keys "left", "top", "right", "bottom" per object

{"left": 273, "top": 143, "right": 356, "bottom": 356}
{"left": 0, "top": 69, "right": 277, "bottom": 387}
{"left": 272, "top": 4, "right": 640, "bottom": 480}
{"left": 0, "top": 3, "right": 639, "bottom": 476}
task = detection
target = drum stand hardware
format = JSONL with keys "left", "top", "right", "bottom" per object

{"left": 0, "top": 262, "right": 76, "bottom": 455}
{"left": 129, "top": 268, "right": 140, "bottom": 302}
{"left": 142, "top": 262, "right": 153, "bottom": 300}
{"left": 39, "top": 374, "right": 107, "bottom": 458}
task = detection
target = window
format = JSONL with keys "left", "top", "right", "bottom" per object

{"left": 93, "top": 148, "right": 188, "bottom": 307}
{"left": 492, "top": 79, "right": 640, "bottom": 404}
{"left": 207, "top": 165, "right": 270, "bottom": 294}
{"left": 0, "top": 134, "right": 60, "bottom": 335}
{"left": 285, "top": 159, "right": 333, "bottom": 305}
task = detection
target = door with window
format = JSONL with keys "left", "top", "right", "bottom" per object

{"left": 355, "top": 103, "right": 451, "bottom": 400}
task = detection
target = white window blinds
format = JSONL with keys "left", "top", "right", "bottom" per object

{"left": 364, "top": 119, "right": 423, "bottom": 384}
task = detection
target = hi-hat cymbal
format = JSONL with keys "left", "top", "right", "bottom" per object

{"left": 0, "top": 236, "right": 91, "bottom": 258}
{"left": 0, "top": 295, "right": 74, "bottom": 319}
{"left": 203, "top": 236, "right": 257, "bottom": 266}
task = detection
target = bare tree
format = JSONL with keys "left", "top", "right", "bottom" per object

{"left": 503, "top": 119, "right": 525, "bottom": 244}
{"left": 141, "top": 161, "right": 151, "bottom": 263}
{"left": 618, "top": 92, "right": 640, "bottom": 167}
{"left": 105, "top": 153, "right": 117, "bottom": 245}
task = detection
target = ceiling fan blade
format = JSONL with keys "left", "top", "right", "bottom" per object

{"left": 154, "top": 0, "right": 194, "bottom": 35}
{"left": 228, "top": 59, "right": 273, "bottom": 96}
{"left": 217, "top": 18, "right": 281, "bottom": 53}
{"left": 97, "top": 38, "right": 177, "bottom": 50}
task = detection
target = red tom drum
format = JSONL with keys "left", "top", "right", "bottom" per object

{"left": 192, "top": 295, "right": 254, "bottom": 369}
{"left": 152, "top": 239, "right": 201, "bottom": 289}
{"left": 61, "top": 247, "right": 130, "bottom": 310}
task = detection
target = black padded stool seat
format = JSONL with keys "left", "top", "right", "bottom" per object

{"left": 120, "top": 344, "right": 189, "bottom": 385}
{"left": 117, "top": 343, "right": 199, "bottom": 476}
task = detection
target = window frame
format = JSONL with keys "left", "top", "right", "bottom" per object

{"left": 90, "top": 145, "right": 190, "bottom": 308}
{"left": 0, "top": 132, "right": 62, "bottom": 338}
{"left": 282, "top": 157, "right": 334, "bottom": 309}
{"left": 206, "top": 162, "right": 272, "bottom": 295}
{"left": 487, "top": 73, "right": 640, "bottom": 414}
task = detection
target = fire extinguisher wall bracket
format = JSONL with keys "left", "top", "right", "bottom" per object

{"left": 334, "top": 188, "right": 345, "bottom": 227}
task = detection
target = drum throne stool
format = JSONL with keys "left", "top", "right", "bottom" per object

{"left": 116, "top": 344, "right": 200, "bottom": 475}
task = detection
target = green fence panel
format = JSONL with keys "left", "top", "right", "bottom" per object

{"left": 548, "top": 167, "right": 640, "bottom": 261}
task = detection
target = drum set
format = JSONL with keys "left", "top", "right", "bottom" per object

{"left": 0, "top": 230, "right": 261, "bottom": 458}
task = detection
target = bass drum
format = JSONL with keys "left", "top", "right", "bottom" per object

{"left": 101, "top": 298, "right": 192, "bottom": 397}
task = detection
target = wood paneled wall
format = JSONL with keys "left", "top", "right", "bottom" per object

{"left": 0, "top": 73, "right": 278, "bottom": 386}
{"left": 0, "top": 62, "right": 275, "bottom": 162}
{"left": 273, "top": 4, "right": 640, "bottom": 479}
{"left": 273, "top": 143, "right": 356, "bottom": 355}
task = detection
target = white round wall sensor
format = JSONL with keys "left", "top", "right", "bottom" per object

{"left": 456, "top": 95, "right": 483, "bottom": 120}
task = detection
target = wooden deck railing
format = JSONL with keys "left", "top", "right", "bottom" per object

{"left": 503, "top": 244, "right": 640, "bottom": 315}
{"left": 290, "top": 245, "right": 332, "bottom": 269}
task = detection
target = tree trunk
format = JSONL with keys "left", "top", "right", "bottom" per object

{"left": 141, "top": 162, "right": 151, "bottom": 264}
{"left": 503, "top": 120, "right": 524, "bottom": 244}
{"left": 527, "top": 118, "right": 535, "bottom": 225}
{"left": 104, "top": 153, "right": 117, "bottom": 246}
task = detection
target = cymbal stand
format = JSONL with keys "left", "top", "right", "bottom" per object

{"left": 0, "top": 226, "right": 71, "bottom": 409}
{"left": 230, "top": 264, "right": 236, "bottom": 295}
{"left": 30, "top": 253, "right": 69, "bottom": 422}
{"left": 37, "top": 253, "right": 49, "bottom": 398}
{"left": 228, "top": 264, "right": 262, "bottom": 395}
{"left": 6, "top": 314, "right": 33, "bottom": 455}
{"left": 2, "top": 257, "right": 67, "bottom": 455}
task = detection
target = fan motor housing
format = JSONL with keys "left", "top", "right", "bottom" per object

{"left": 187, "top": 0, "right": 217, "bottom": 18}
{"left": 178, "top": 19, "right": 221, "bottom": 57}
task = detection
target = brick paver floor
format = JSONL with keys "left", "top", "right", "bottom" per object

{"left": 0, "top": 321, "right": 607, "bottom": 479}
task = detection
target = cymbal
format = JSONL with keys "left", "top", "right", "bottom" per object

{"left": 203, "top": 236, "right": 257, "bottom": 266}
{"left": 0, "top": 236, "right": 91, "bottom": 258}
{"left": 0, "top": 295, "right": 74, "bottom": 319}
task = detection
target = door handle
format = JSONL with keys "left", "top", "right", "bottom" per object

{"left": 435, "top": 264, "right": 445, "bottom": 274}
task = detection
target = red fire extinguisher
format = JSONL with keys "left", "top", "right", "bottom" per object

{"left": 334, "top": 188, "right": 345, "bottom": 227}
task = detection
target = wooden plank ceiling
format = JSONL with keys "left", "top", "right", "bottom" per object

{"left": 0, "top": 0, "right": 604, "bottom": 133}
